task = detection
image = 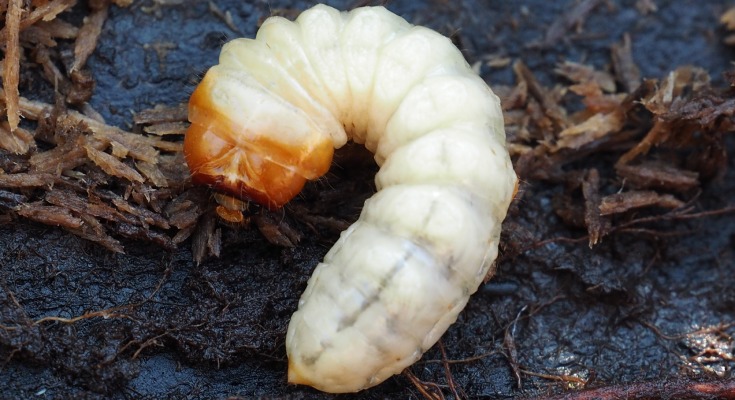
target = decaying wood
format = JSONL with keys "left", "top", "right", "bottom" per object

{"left": 514, "top": 60, "right": 568, "bottom": 132}
{"left": 555, "top": 61, "right": 616, "bottom": 93}
{"left": 191, "top": 210, "right": 219, "bottom": 264}
{"left": 721, "top": 6, "right": 735, "bottom": 45}
{"left": 533, "top": 0, "right": 605, "bottom": 48}
{"left": 599, "top": 190, "right": 684, "bottom": 216}
{"left": 582, "top": 169, "right": 610, "bottom": 246}
{"left": 71, "top": 0, "right": 109, "bottom": 72}
{"left": 615, "top": 163, "right": 699, "bottom": 193}
{"left": 611, "top": 33, "right": 641, "bottom": 93}
{"left": 2, "top": 0, "right": 22, "bottom": 135}
{"left": 253, "top": 211, "right": 302, "bottom": 248}
{"left": 16, "top": 203, "right": 84, "bottom": 228}
{"left": 0, "top": 172, "right": 56, "bottom": 188}
{"left": 0, "top": 0, "right": 77, "bottom": 40}
{"left": 0, "top": 122, "right": 34, "bottom": 154}
{"left": 0, "top": 83, "right": 194, "bottom": 255}
{"left": 505, "top": 38, "right": 731, "bottom": 248}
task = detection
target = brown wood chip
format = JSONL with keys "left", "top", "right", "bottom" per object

{"left": 599, "top": 190, "right": 685, "bottom": 215}
{"left": 611, "top": 33, "right": 641, "bottom": 93}
{"left": 112, "top": 0, "right": 134, "bottom": 7}
{"left": 0, "top": 0, "right": 77, "bottom": 41}
{"left": 111, "top": 197, "right": 170, "bottom": 229}
{"left": 33, "top": 44, "right": 70, "bottom": 94}
{"left": 514, "top": 60, "right": 568, "bottom": 131}
{"left": 171, "top": 223, "right": 195, "bottom": 245}
{"left": 136, "top": 160, "right": 169, "bottom": 187}
{"left": 16, "top": 203, "right": 83, "bottom": 228}
{"left": 19, "top": 25, "right": 57, "bottom": 46}
{"left": 663, "top": 92, "right": 735, "bottom": 128}
{"left": 143, "top": 121, "right": 189, "bottom": 136}
{"left": 85, "top": 145, "right": 145, "bottom": 183}
{"left": 721, "top": 6, "right": 735, "bottom": 30}
{"left": 253, "top": 212, "right": 301, "bottom": 248}
{"left": 30, "top": 125, "right": 104, "bottom": 174}
{"left": 116, "top": 222, "right": 175, "bottom": 250}
{"left": 66, "top": 213, "right": 124, "bottom": 253}
{"left": 44, "top": 189, "right": 135, "bottom": 226}
{"left": 92, "top": 129, "right": 160, "bottom": 164}
{"left": 582, "top": 169, "right": 610, "bottom": 246}
{"left": 133, "top": 104, "right": 189, "bottom": 125}
{"left": 71, "top": 0, "right": 109, "bottom": 72}
{"left": 3, "top": 0, "right": 23, "bottom": 133}
{"left": 555, "top": 61, "right": 616, "bottom": 93}
{"left": 616, "top": 163, "right": 699, "bottom": 193}
{"left": 635, "top": 0, "right": 657, "bottom": 15}
{"left": 0, "top": 172, "right": 55, "bottom": 188}
{"left": 68, "top": 69, "right": 96, "bottom": 105}
{"left": 192, "top": 211, "right": 217, "bottom": 265}
{"left": 168, "top": 205, "right": 204, "bottom": 230}
{"left": 535, "top": 0, "right": 604, "bottom": 48}
{"left": 554, "top": 109, "right": 625, "bottom": 151}
{"left": 617, "top": 120, "right": 670, "bottom": 166}
{"left": 36, "top": 19, "right": 79, "bottom": 39}
{"left": 0, "top": 122, "right": 34, "bottom": 154}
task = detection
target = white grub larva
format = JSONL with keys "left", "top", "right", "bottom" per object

{"left": 184, "top": 4, "right": 518, "bottom": 394}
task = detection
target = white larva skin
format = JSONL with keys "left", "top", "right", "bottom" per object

{"left": 204, "top": 4, "right": 517, "bottom": 393}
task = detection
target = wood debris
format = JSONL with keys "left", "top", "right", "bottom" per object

{"left": 616, "top": 162, "right": 699, "bottom": 193}
{"left": 85, "top": 144, "right": 145, "bottom": 182}
{"left": 0, "top": 0, "right": 77, "bottom": 39}
{"left": 0, "top": 122, "right": 34, "bottom": 154}
{"left": 71, "top": 0, "right": 109, "bottom": 72}
{"left": 532, "top": 0, "right": 605, "bottom": 48}
{"left": 611, "top": 33, "right": 641, "bottom": 93}
{"left": 582, "top": 169, "right": 610, "bottom": 247}
{"left": 191, "top": 210, "right": 220, "bottom": 265}
{"left": 507, "top": 35, "right": 732, "bottom": 245}
{"left": 555, "top": 61, "right": 616, "bottom": 93}
{"left": 635, "top": 0, "right": 657, "bottom": 15}
{"left": 16, "top": 203, "right": 84, "bottom": 228}
{"left": 2, "top": 0, "right": 22, "bottom": 134}
{"left": 253, "top": 211, "right": 302, "bottom": 248}
{"left": 599, "top": 190, "right": 684, "bottom": 216}
{"left": 0, "top": 0, "right": 209, "bottom": 254}
{"left": 721, "top": 6, "right": 735, "bottom": 45}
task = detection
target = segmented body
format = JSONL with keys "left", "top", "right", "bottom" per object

{"left": 184, "top": 4, "right": 517, "bottom": 393}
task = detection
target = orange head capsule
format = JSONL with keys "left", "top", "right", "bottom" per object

{"left": 184, "top": 67, "right": 335, "bottom": 209}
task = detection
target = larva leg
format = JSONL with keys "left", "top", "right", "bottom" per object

{"left": 184, "top": 3, "right": 518, "bottom": 394}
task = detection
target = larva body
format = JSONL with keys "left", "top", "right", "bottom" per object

{"left": 184, "top": 4, "right": 517, "bottom": 393}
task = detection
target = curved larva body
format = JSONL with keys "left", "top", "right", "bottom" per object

{"left": 184, "top": 4, "right": 517, "bottom": 394}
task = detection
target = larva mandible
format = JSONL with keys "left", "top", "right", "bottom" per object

{"left": 184, "top": 4, "right": 518, "bottom": 393}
